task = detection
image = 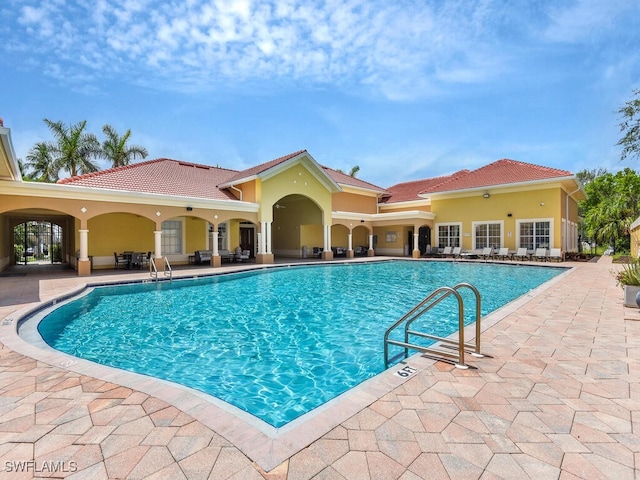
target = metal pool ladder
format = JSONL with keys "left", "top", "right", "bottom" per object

{"left": 150, "top": 256, "right": 173, "bottom": 281}
{"left": 384, "top": 283, "right": 485, "bottom": 369}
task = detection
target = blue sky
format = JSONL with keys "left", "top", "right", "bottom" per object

{"left": 1, "top": 0, "right": 639, "bottom": 187}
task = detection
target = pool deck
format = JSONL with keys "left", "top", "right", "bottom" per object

{"left": 0, "top": 256, "right": 638, "bottom": 479}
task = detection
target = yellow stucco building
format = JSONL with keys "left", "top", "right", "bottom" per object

{"left": 0, "top": 122, "right": 586, "bottom": 275}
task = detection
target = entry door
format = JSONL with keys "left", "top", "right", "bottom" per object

{"left": 240, "top": 227, "right": 255, "bottom": 257}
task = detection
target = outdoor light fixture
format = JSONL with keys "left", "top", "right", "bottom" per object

{"left": 80, "top": 207, "right": 87, "bottom": 213}
{"left": 186, "top": 206, "right": 193, "bottom": 211}
{"left": 483, "top": 193, "right": 490, "bottom": 199}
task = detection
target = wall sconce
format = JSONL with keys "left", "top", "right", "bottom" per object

{"left": 483, "top": 193, "right": 490, "bottom": 199}
{"left": 539, "top": 202, "right": 545, "bottom": 206}
{"left": 507, "top": 213, "right": 512, "bottom": 217}
{"left": 186, "top": 206, "right": 193, "bottom": 211}
{"left": 156, "top": 211, "right": 161, "bottom": 217}
{"left": 80, "top": 207, "right": 87, "bottom": 213}
{"left": 361, "top": 219, "right": 365, "bottom": 222}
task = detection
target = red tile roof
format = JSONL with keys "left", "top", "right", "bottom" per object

{"left": 57, "top": 158, "right": 240, "bottom": 201}
{"left": 382, "top": 159, "right": 575, "bottom": 203}
{"left": 322, "top": 166, "right": 388, "bottom": 194}
{"left": 223, "top": 150, "right": 308, "bottom": 184}
{"left": 383, "top": 171, "right": 470, "bottom": 203}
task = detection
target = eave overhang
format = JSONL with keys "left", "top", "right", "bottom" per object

{"left": 0, "top": 180, "right": 260, "bottom": 212}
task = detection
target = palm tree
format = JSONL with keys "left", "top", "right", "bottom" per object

{"left": 23, "top": 142, "right": 59, "bottom": 182}
{"left": 44, "top": 119, "right": 101, "bottom": 177}
{"left": 336, "top": 165, "right": 360, "bottom": 177}
{"left": 101, "top": 124, "right": 148, "bottom": 168}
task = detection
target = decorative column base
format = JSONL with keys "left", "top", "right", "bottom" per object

{"left": 153, "top": 257, "right": 163, "bottom": 270}
{"left": 77, "top": 260, "right": 91, "bottom": 277}
{"left": 321, "top": 251, "right": 334, "bottom": 260}
{"left": 412, "top": 249, "right": 420, "bottom": 259}
{"left": 212, "top": 256, "right": 222, "bottom": 267}
{"left": 347, "top": 250, "right": 355, "bottom": 258}
{"left": 256, "top": 253, "right": 274, "bottom": 264}
{"left": 367, "top": 249, "right": 375, "bottom": 257}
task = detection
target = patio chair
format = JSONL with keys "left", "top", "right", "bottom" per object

{"left": 114, "top": 252, "right": 128, "bottom": 270}
{"left": 481, "top": 247, "right": 493, "bottom": 260}
{"left": 442, "top": 246, "right": 452, "bottom": 257}
{"left": 451, "top": 246, "right": 462, "bottom": 259}
{"left": 534, "top": 248, "right": 547, "bottom": 261}
{"left": 514, "top": 248, "right": 529, "bottom": 261}
{"left": 548, "top": 248, "right": 563, "bottom": 262}
{"left": 130, "top": 251, "right": 143, "bottom": 269}
{"left": 495, "top": 247, "right": 510, "bottom": 260}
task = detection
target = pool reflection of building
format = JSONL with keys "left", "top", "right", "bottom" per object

{"left": 0, "top": 121, "right": 585, "bottom": 276}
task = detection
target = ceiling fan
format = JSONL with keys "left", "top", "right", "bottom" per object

{"left": 274, "top": 203, "right": 286, "bottom": 209}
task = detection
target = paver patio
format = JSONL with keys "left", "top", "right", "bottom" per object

{"left": 0, "top": 256, "right": 638, "bottom": 479}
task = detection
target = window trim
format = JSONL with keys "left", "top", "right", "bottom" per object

{"left": 471, "top": 220, "right": 504, "bottom": 250}
{"left": 161, "top": 218, "right": 185, "bottom": 255}
{"left": 435, "top": 222, "right": 462, "bottom": 248}
{"left": 516, "top": 218, "right": 554, "bottom": 250}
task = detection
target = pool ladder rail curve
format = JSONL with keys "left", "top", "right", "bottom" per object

{"left": 384, "top": 282, "right": 487, "bottom": 370}
{"left": 149, "top": 256, "right": 173, "bottom": 281}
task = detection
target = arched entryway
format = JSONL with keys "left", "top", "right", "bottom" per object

{"left": 271, "top": 194, "right": 323, "bottom": 258}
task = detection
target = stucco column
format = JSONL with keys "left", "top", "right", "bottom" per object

{"left": 212, "top": 231, "right": 219, "bottom": 256}
{"left": 368, "top": 234, "right": 375, "bottom": 257}
{"left": 347, "top": 232, "right": 354, "bottom": 258}
{"left": 256, "top": 222, "right": 274, "bottom": 264}
{"left": 413, "top": 232, "right": 420, "bottom": 258}
{"left": 77, "top": 229, "right": 91, "bottom": 276}
{"left": 322, "top": 224, "right": 334, "bottom": 260}
{"left": 153, "top": 230, "right": 163, "bottom": 270}
{"left": 212, "top": 230, "right": 221, "bottom": 267}
{"left": 266, "top": 222, "right": 272, "bottom": 254}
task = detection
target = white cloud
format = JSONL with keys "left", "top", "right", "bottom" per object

{"left": 4, "top": 0, "right": 637, "bottom": 101}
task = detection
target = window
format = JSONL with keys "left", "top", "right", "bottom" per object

{"left": 474, "top": 222, "right": 502, "bottom": 249}
{"left": 218, "top": 222, "right": 227, "bottom": 250}
{"left": 161, "top": 220, "right": 182, "bottom": 254}
{"left": 437, "top": 224, "right": 461, "bottom": 248}
{"left": 519, "top": 220, "right": 550, "bottom": 250}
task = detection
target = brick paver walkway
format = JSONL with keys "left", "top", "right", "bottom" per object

{"left": 0, "top": 257, "right": 638, "bottom": 479}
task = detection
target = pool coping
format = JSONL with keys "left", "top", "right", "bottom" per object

{"left": 0, "top": 258, "right": 573, "bottom": 471}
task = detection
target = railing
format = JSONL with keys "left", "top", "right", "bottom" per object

{"left": 384, "top": 283, "right": 484, "bottom": 369}
{"left": 149, "top": 256, "right": 173, "bottom": 281}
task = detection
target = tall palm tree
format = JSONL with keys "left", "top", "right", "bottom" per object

{"left": 44, "top": 119, "right": 101, "bottom": 177}
{"left": 23, "top": 142, "right": 59, "bottom": 182}
{"left": 101, "top": 124, "right": 148, "bottom": 168}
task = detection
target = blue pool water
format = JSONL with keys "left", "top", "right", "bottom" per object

{"left": 36, "top": 260, "right": 563, "bottom": 427}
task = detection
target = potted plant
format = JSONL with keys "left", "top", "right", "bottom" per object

{"left": 613, "top": 260, "right": 640, "bottom": 307}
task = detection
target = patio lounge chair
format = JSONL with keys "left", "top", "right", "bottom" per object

{"left": 481, "top": 247, "right": 493, "bottom": 260}
{"left": 514, "top": 248, "right": 529, "bottom": 261}
{"left": 534, "top": 248, "right": 547, "bottom": 261}
{"left": 451, "top": 246, "right": 462, "bottom": 259}
{"left": 495, "top": 247, "right": 510, "bottom": 260}
{"left": 441, "top": 246, "right": 452, "bottom": 257}
{"left": 549, "top": 248, "right": 563, "bottom": 262}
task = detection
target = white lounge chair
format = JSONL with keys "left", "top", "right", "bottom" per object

{"left": 495, "top": 247, "right": 510, "bottom": 260}
{"left": 452, "top": 246, "right": 462, "bottom": 258}
{"left": 481, "top": 247, "right": 493, "bottom": 260}
{"left": 534, "top": 248, "right": 547, "bottom": 261}
{"left": 549, "top": 248, "right": 562, "bottom": 262}
{"left": 441, "top": 246, "right": 452, "bottom": 257}
{"left": 514, "top": 248, "right": 529, "bottom": 261}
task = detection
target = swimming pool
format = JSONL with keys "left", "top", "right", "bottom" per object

{"left": 35, "top": 260, "right": 563, "bottom": 427}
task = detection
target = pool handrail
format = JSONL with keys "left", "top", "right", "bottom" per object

{"left": 149, "top": 256, "right": 173, "bottom": 281}
{"left": 383, "top": 282, "right": 483, "bottom": 369}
